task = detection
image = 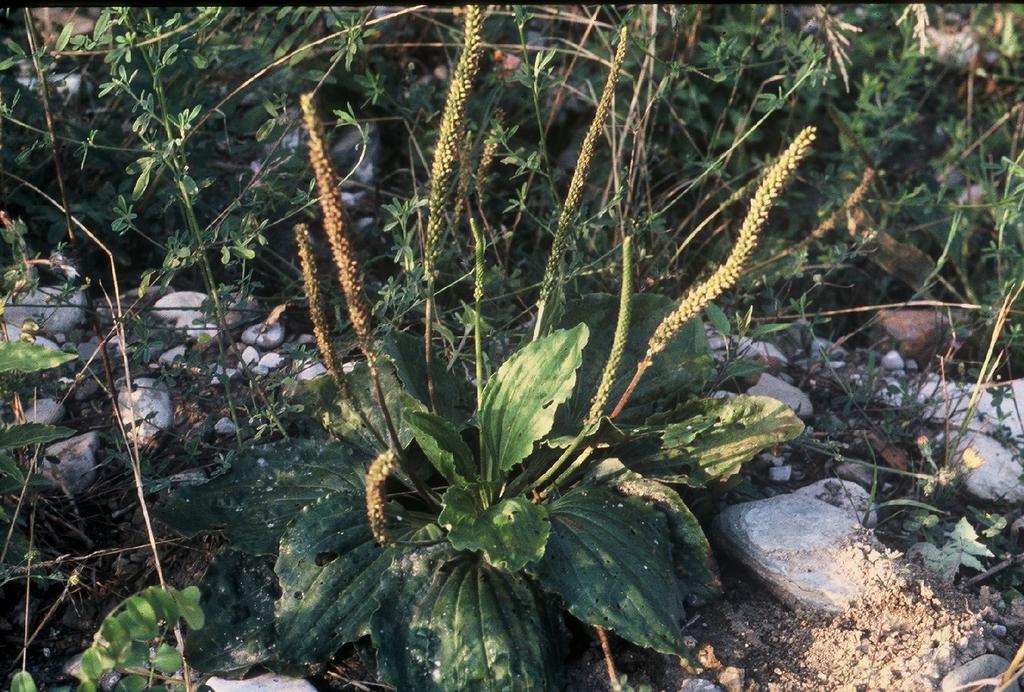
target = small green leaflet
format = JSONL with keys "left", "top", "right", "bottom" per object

{"left": 0, "top": 341, "right": 75, "bottom": 373}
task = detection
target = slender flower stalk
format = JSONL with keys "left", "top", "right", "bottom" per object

{"left": 534, "top": 26, "right": 629, "bottom": 339}
{"left": 294, "top": 222, "right": 386, "bottom": 447}
{"left": 300, "top": 92, "right": 402, "bottom": 450}
{"left": 470, "top": 216, "right": 486, "bottom": 410}
{"left": 611, "top": 126, "right": 817, "bottom": 419}
{"left": 585, "top": 236, "right": 633, "bottom": 426}
{"left": 365, "top": 450, "right": 397, "bottom": 546}
{"left": 423, "top": 4, "right": 485, "bottom": 412}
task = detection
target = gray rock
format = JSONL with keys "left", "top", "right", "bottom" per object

{"left": 678, "top": 680, "right": 724, "bottom": 692}
{"left": 210, "top": 366, "right": 240, "bottom": 386}
{"left": 241, "top": 322, "right": 285, "bottom": 350}
{"left": 78, "top": 335, "right": 123, "bottom": 361}
{"left": 258, "top": 352, "right": 284, "bottom": 371}
{"left": 736, "top": 338, "right": 789, "bottom": 366}
{"left": 296, "top": 333, "right": 316, "bottom": 345}
{"left": 42, "top": 431, "right": 100, "bottom": 495}
{"left": 213, "top": 417, "right": 236, "bottom": 436}
{"left": 117, "top": 378, "right": 173, "bottom": 446}
{"left": 152, "top": 291, "right": 217, "bottom": 340}
{"left": 809, "top": 336, "right": 846, "bottom": 362}
{"left": 940, "top": 654, "right": 1016, "bottom": 692}
{"left": 203, "top": 674, "right": 317, "bottom": 692}
{"left": 768, "top": 465, "right": 792, "bottom": 483}
{"left": 835, "top": 462, "right": 876, "bottom": 489}
{"left": 881, "top": 349, "right": 904, "bottom": 371}
{"left": 746, "top": 373, "right": 813, "bottom": 419}
{"left": 793, "top": 478, "right": 877, "bottom": 528}
{"left": 158, "top": 345, "right": 187, "bottom": 366}
{"left": 25, "top": 398, "right": 64, "bottom": 425}
{"left": 955, "top": 433, "right": 1024, "bottom": 504}
{"left": 713, "top": 493, "right": 874, "bottom": 613}
{"left": 296, "top": 360, "right": 328, "bottom": 381}
{"left": 241, "top": 345, "right": 260, "bottom": 366}
{"left": 5, "top": 286, "right": 87, "bottom": 336}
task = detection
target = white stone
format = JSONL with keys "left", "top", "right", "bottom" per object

{"left": 793, "top": 478, "right": 878, "bottom": 528}
{"left": 297, "top": 333, "right": 316, "bottom": 345}
{"left": 242, "top": 322, "right": 285, "bottom": 350}
{"left": 77, "top": 334, "right": 123, "bottom": 361}
{"left": 954, "top": 433, "right": 1024, "bottom": 504}
{"left": 4, "top": 286, "right": 87, "bottom": 336}
{"left": 210, "top": 366, "right": 240, "bottom": 386}
{"left": 42, "top": 431, "right": 100, "bottom": 495}
{"left": 736, "top": 338, "right": 789, "bottom": 365}
{"left": 25, "top": 398, "right": 64, "bottom": 425}
{"left": 918, "top": 376, "right": 1024, "bottom": 438}
{"left": 713, "top": 493, "right": 875, "bottom": 613}
{"left": 203, "top": 674, "right": 317, "bottom": 692}
{"left": 152, "top": 291, "right": 217, "bottom": 340}
{"left": 158, "top": 345, "right": 187, "bottom": 366}
{"left": 258, "top": 352, "right": 284, "bottom": 371}
{"left": 251, "top": 365, "right": 270, "bottom": 376}
{"left": 746, "top": 373, "right": 813, "bottom": 418}
{"left": 809, "top": 336, "right": 846, "bottom": 362}
{"left": 876, "top": 376, "right": 909, "bottom": 408}
{"left": 881, "top": 350, "right": 904, "bottom": 371}
{"left": 768, "top": 465, "right": 792, "bottom": 482}
{"left": 940, "top": 654, "right": 1017, "bottom": 692}
{"left": 710, "top": 390, "right": 735, "bottom": 400}
{"left": 117, "top": 378, "right": 173, "bottom": 446}
{"left": 296, "top": 360, "right": 328, "bottom": 381}
{"left": 241, "top": 345, "right": 260, "bottom": 366}
{"left": 213, "top": 417, "right": 236, "bottom": 436}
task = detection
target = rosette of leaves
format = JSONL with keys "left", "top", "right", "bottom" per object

{"left": 161, "top": 305, "right": 803, "bottom": 689}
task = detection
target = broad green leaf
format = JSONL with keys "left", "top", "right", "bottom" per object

{"left": 621, "top": 395, "right": 804, "bottom": 486}
{"left": 556, "top": 294, "right": 714, "bottom": 429}
{"left": 0, "top": 423, "right": 74, "bottom": 448}
{"left": 10, "top": 671, "right": 36, "bottom": 692}
{"left": 912, "top": 517, "right": 995, "bottom": 580}
{"left": 159, "top": 439, "right": 366, "bottom": 555}
{"left": 384, "top": 331, "right": 473, "bottom": 424}
{"left": 406, "top": 410, "right": 477, "bottom": 485}
{"left": 0, "top": 341, "right": 75, "bottom": 373}
{"left": 439, "top": 486, "right": 550, "bottom": 572}
{"left": 185, "top": 550, "right": 277, "bottom": 676}
{"left": 275, "top": 493, "right": 394, "bottom": 665}
{"left": 530, "top": 484, "right": 690, "bottom": 656}
{"left": 605, "top": 468, "right": 721, "bottom": 606}
{"left": 480, "top": 325, "right": 588, "bottom": 474}
{"left": 372, "top": 547, "right": 567, "bottom": 691}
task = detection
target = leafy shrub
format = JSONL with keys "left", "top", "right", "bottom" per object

{"left": 160, "top": 8, "right": 809, "bottom": 688}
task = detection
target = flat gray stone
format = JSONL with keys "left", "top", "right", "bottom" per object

{"left": 746, "top": 373, "right": 813, "bottom": 419}
{"left": 736, "top": 338, "right": 789, "bottom": 365}
{"left": 678, "top": 679, "right": 725, "bottom": 692}
{"left": 24, "top": 397, "right": 64, "bottom": 425}
{"left": 941, "top": 654, "right": 1016, "bottom": 692}
{"left": 713, "top": 493, "right": 874, "bottom": 613}
{"left": 203, "top": 674, "right": 317, "bottom": 692}
{"left": 117, "top": 378, "right": 173, "bottom": 446}
{"left": 793, "top": 478, "right": 877, "bottom": 527}
{"left": 151, "top": 291, "right": 217, "bottom": 340}
{"left": 955, "top": 433, "right": 1024, "bottom": 504}
{"left": 42, "top": 431, "right": 100, "bottom": 495}
{"left": 296, "top": 360, "right": 328, "bottom": 381}
{"left": 5, "top": 286, "right": 87, "bottom": 336}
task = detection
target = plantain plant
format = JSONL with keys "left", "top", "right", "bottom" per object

{"left": 161, "top": 8, "right": 813, "bottom": 689}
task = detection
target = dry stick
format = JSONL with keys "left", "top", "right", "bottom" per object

{"left": 596, "top": 627, "right": 619, "bottom": 687}
{"left": 22, "top": 9, "right": 74, "bottom": 242}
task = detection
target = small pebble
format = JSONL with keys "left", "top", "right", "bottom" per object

{"left": 993, "top": 624, "right": 1008, "bottom": 638}
{"left": 213, "top": 417, "right": 236, "bottom": 436}
{"left": 881, "top": 350, "right": 904, "bottom": 371}
{"left": 242, "top": 321, "right": 285, "bottom": 350}
{"left": 297, "top": 333, "right": 316, "bottom": 345}
{"left": 241, "top": 345, "right": 260, "bottom": 366}
{"left": 296, "top": 361, "right": 328, "bottom": 381}
{"left": 258, "top": 352, "right": 284, "bottom": 371}
{"left": 768, "top": 465, "right": 793, "bottom": 482}
{"left": 158, "top": 345, "right": 187, "bottom": 366}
